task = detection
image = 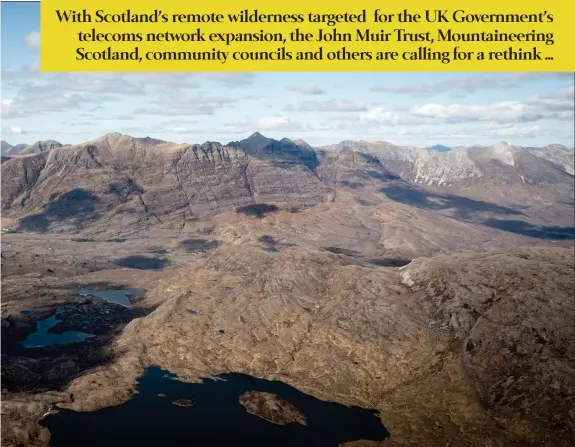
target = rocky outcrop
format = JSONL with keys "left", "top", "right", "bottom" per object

{"left": 239, "top": 391, "right": 307, "bottom": 425}
{"left": 171, "top": 398, "right": 193, "bottom": 407}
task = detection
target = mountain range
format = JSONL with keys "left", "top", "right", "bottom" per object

{"left": 1, "top": 132, "right": 573, "bottom": 241}
{"left": 1, "top": 139, "right": 64, "bottom": 157}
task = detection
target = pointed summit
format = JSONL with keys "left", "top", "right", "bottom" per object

{"left": 247, "top": 131, "right": 267, "bottom": 140}
{"left": 237, "top": 132, "right": 275, "bottom": 154}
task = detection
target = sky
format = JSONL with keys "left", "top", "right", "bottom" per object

{"left": 1, "top": 2, "right": 574, "bottom": 148}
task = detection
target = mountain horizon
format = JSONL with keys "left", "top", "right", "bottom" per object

{"left": 2, "top": 132, "right": 574, "bottom": 156}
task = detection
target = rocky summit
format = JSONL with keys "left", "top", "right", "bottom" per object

{"left": 1, "top": 132, "right": 574, "bottom": 447}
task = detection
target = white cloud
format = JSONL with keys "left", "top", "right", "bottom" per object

{"left": 0, "top": 65, "right": 256, "bottom": 118}
{"left": 359, "top": 107, "right": 399, "bottom": 123}
{"left": 371, "top": 73, "right": 574, "bottom": 96}
{"left": 286, "top": 100, "right": 367, "bottom": 112}
{"left": 529, "top": 86, "right": 574, "bottom": 112}
{"left": 2, "top": 125, "right": 25, "bottom": 135}
{"left": 289, "top": 83, "right": 325, "bottom": 95}
{"left": 221, "top": 115, "right": 311, "bottom": 134}
{"left": 134, "top": 92, "right": 235, "bottom": 116}
{"left": 200, "top": 72, "right": 255, "bottom": 87}
{"left": 2, "top": 87, "right": 116, "bottom": 118}
{"left": 121, "top": 120, "right": 201, "bottom": 135}
{"left": 1, "top": 98, "right": 14, "bottom": 116}
{"left": 484, "top": 123, "right": 544, "bottom": 138}
{"left": 24, "top": 31, "right": 40, "bottom": 50}
{"left": 357, "top": 107, "right": 425, "bottom": 126}
{"left": 257, "top": 115, "right": 290, "bottom": 130}
{"left": 95, "top": 114, "right": 134, "bottom": 121}
{"left": 410, "top": 86, "right": 574, "bottom": 124}
{"left": 164, "top": 125, "right": 198, "bottom": 134}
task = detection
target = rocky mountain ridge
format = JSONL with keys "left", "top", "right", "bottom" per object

{"left": 1, "top": 139, "right": 65, "bottom": 156}
{"left": 1, "top": 132, "right": 573, "bottom": 237}
{"left": 320, "top": 140, "right": 574, "bottom": 184}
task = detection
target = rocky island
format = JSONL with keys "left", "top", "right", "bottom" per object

{"left": 239, "top": 391, "right": 307, "bottom": 426}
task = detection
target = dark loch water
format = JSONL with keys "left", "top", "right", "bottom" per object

{"left": 21, "top": 309, "right": 93, "bottom": 348}
{"left": 78, "top": 288, "right": 145, "bottom": 308}
{"left": 263, "top": 248, "right": 278, "bottom": 254}
{"left": 42, "top": 366, "right": 389, "bottom": 447}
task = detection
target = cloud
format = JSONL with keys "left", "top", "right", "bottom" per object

{"left": 410, "top": 86, "right": 574, "bottom": 124}
{"left": 221, "top": 115, "right": 311, "bottom": 134}
{"left": 162, "top": 124, "right": 200, "bottom": 134}
{"left": 122, "top": 119, "right": 201, "bottom": 135}
{"left": 286, "top": 100, "right": 367, "bottom": 112}
{"left": 0, "top": 71, "right": 162, "bottom": 118}
{"left": 352, "top": 107, "right": 426, "bottom": 127}
{"left": 68, "top": 121, "right": 98, "bottom": 127}
{"left": 24, "top": 31, "right": 40, "bottom": 50}
{"left": 1, "top": 98, "right": 14, "bottom": 114}
{"left": 200, "top": 73, "right": 255, "bottom": 87}
{"left": 95, "top": 114, "right": 134, "bottom": 121}
{"left": 371, "top": 73, "right": 574, "bottom": 96}
{"left": 0, "top": 59, "right": 255, "bottom": 118}
{"left": 484, "top": 124, "right": 544, "bottom": 138}
{"left": 256, "top": 115, "right": 291, "bottom": 130}
{"left": 1, "top": 86, "right": 117, "bottom": 118}
{"left": 289, "top": 83, "right": 325, "bottom": 95}
{"left": 134, "top": 92, "right": 236, "bottom": 116}
{"left": 529, "top": 86, "right": 575, "bottom": 112}
{"left": 2, "top": 71, "right": 198, "bottom": 94}
{"left": 2, "top": 125, "right": 26, "bottom": 135}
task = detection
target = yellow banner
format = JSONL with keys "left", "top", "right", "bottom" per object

{"left": 40, "top": 0, "right": 575, "bottom": 71}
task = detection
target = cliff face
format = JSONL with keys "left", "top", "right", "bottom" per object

{"left": 0, "top": 133, "right": 331, "bottom": 233}
{"left": 320, "top": 140, "right": 575, "bottom": 228}
{"left": 321, "top": 141, "right": 574, "bottom": 188}
{"left": 1, "top": 151, "right": 49, "bottom": 211}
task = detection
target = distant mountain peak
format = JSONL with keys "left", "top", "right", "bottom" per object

{"left": 1, "top": 139, "right": 63, "bottom": 156}
{"left": 247, "top": 132, "right": 267, "bottom": 140}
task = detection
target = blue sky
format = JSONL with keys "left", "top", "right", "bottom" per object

{"left": 1, "top": 2, "right": 574, "bottom": 147}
